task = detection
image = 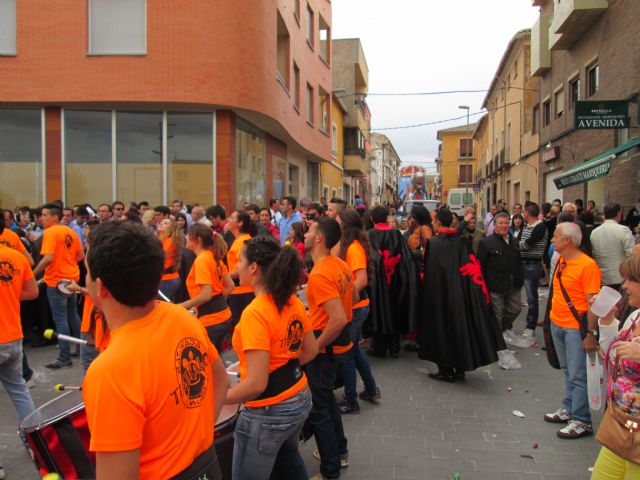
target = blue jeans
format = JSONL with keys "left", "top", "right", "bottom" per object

{"left": 521, "top": 263, "right": 543, "bottom": 330}
{"left": 305, "top": 354, "right": 348, "bottom": 479}
{"left": 80, "top": 332, "right": 101, "bottom": 376}
{"left": 550, "top": 322, "right": 591, "bottom": 424}
{"left": 46, "top": 286, "right": 81, "bottom": 363}
{"left": 159, "top": 277, "right": 181, "bottom": 301}
{"left": 343, "top": 306, "right": 377, "bottom": 402}
{"left": 0, "top": 340, "right": 35, "bottom": 423}
{"left": 232, "top": 389, "right": 311, "bottom": 480}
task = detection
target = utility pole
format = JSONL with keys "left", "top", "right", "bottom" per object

{"left": 458, "top": 105, "right": 470, "bottom": 206}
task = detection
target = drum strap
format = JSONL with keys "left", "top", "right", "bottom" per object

{"left": 254, "top": 358, "right": 303, "bottom": 401}
{"left": 313, "top": 325, "right": 351, "bottom": 350}
{"left": 197, "top": 294, "right": 229, "bottom": 318}
{"left": 170, "top": 444, "right": 222, "bottom": 480}
{"left": 54, "top": 417, "right": 96, "bottom": 479}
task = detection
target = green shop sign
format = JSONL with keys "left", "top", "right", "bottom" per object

{"left": 575, "top": 100, "right": 629, "bottom": 129}
{"left": 553, "top": 159, "right": 613, "bottom": 189}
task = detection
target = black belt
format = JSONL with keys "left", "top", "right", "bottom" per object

{"left": 520, "top": 259, "right": 542, "bottom": 265}
{"left": 197, "top": 294, "right": 228, "bottom": 318}
{"left": 254, "top": 358, "right": 303, "bottom": 401}
{"left": 170, "top": 444, "right": 221, "bottom": 480}
{"left": 313, "top": 325, "right": 351, "bottom": 351}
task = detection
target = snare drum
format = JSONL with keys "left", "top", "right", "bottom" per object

{"left": 217, "top": 361, "right": 240, "bottom": 479}
{"left": 19, "top": 390, "right": 95, "bottom": 480}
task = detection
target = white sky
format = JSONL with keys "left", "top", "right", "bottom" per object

{"left": 332, "top": 0, "right": 540, "bottom": 173}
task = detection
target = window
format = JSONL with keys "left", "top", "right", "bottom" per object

{"left": 319, "top": 15, "right": 330, "bottom": 63}
{"left": 587, "top": 63, "right": 599, "bottom": 97}
{"left": 167, "top": 113, "right": 214, "bottom": 206}
{"left": 293, "top": 0, "right": 301, "bottom": 22}
{"left": 65, "top": 110, "right": 113, "bottom": 206}
{"left": 306, "top": 83, "right": 314, "bottom": 125}
{"left": 236, "top": 120, "right": 266, "bottom": 208}
{"left": 276, "top": 11, "right": 290, "bottom": 89}
{"left": 0, "top": 0, "right": 16, "bottom": 55}
{"left": 555, "top": 88, "right": 564, "bottom": 118}
{"left": 458, "top": 138, "right": 472, "bottom": 158}
{"left": 569, "top": 77, "right": 580, "bottom": 110}
{"left": 116, "top": 112, "right": 163, "bottom": 205}
{"left": 513, "top": 182, "right": 520, "bottom": 205}
{"left": 542, "top": 100, "right": 551, "bottom": 127}
{"left": 532, "top": 104, "right": 540, "bottom": 134}
{"left": 331, "top": 122, "right": 338, "bottom": 155}
{"left": 89, "top": 0, "right": 146, "bottom": 55}
{"left": 319, "top": 87, "right": 329, "bottom": 133}
{"left": 306, "top": 5, "right": 314, "bottom": 47}
{"left": 458, "top": 164, "right": 473, "bottom": 184}
{"left": 292, "top": 63, "right": 300, "bottom": 110}
{"left": 0, "top": 109, "right": 43, "bottom": 206}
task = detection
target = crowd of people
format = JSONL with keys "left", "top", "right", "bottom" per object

{"left": 1, "top": 193, "right": 640, "bottom": 479}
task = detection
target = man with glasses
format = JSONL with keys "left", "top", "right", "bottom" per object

{"left": 305, "top": 202, "right": 326, "bottom": 227}
{"left": 111, "top": 201, "right": 125, "bottom": 220}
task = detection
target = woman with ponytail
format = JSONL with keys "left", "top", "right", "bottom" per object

{"left": 225, "top": 236, "right": 318, "bottom": 480}
{"left": 157, "top": 218, "right": 185, "bottom": 300}
{"left": 179, "top": 224, "right": 234, "bottom": 351}
{"left": 226, "top": 210, "right": 258, "bottom": 326}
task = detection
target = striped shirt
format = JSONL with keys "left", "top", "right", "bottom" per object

{"left": 518, "top": 220, "right": 548, "bottom": 261}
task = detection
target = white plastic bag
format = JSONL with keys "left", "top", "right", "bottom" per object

{"left": 497, "top": 349, "right": 522, "bottom": 370}
{"left": 586, "top": 352, "right": 603, "bottom": 411}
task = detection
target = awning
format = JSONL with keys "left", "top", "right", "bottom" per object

{"left": 554, "top": 137, "right": 640, "bottom": 189}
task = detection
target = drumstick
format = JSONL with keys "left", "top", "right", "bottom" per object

{"left": 43, "top": 329, "right": 88, "bottom": 346}
{"left": 227, "top": 371, "right": 240, "bottom": 378}
{"left": 157, "top": 290, "right": 172, "bottom": 303}
{"left": 54, "top": 384, "right": 82, "bottom": 392}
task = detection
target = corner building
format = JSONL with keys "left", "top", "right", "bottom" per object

{"left": 0, "top": 0, "right": 333, "bottom": 209}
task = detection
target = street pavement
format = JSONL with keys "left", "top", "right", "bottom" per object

{"left": 1, "top": 289, "right": 601, "bottom": 479}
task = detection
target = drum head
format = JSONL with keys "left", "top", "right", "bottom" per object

{"left": 57, "top": 280, "right": 73, "bottom": 296}
{"left": 216, "top": 403, "right": 240, "bottom": 430}
{"left": 20, "top": 390, "right": 84, "bottom": 432}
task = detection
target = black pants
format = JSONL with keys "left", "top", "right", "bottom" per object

{"left": 372, "top": 331, "right": 400, "bottom": 355}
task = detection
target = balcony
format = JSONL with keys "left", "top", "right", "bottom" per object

{"left": 550, "top": 0, "right": 608, "bottom": 50}
{"left": 531, "top": 15, "right": 551, "bottom": 76}
{"left": 344, "top": 149, "right": 369, "bottom": 176}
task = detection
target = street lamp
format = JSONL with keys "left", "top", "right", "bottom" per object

{"left": 458, "top": 105, "right": 471, "bottom": 204}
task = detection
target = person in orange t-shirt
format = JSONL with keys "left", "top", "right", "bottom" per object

{"left": 82, "top": 221, "right": 228, "bottom": 480}
{"left": 226, "top": 210, "right": 257, "bottom": 326}
{"left": 157, "top": 218, "right": 184, "bottom": 301}
{"left": 32, "top": 204, "right": 84, "bottom": 369}
{"left": 0, "top": 244, "right": 38, "bottom": 426}
{"left": 336, "top": 209, "right": 380, "bottom": 414}
{"left": 225, "top": 236, "right": 318, "bottom": 479}
{"left": 0, "top": 223, "right": 34, "bottom": 266}
{"left": 180, "top": 224, "right": 234, "bottom": 352}
{"left": 303, "top": 217, "right": 353, "bottom": 479}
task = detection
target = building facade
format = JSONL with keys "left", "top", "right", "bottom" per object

{"left": 320, "top": 95, "right": 346, "bottom": 201}
{"left": 0, "top": 0, "right": 334, "bottom": 210}
{"left": 369, "top": 132, "right": 400, "bottom": 206}
{"left": 530, "top": 0, "right": 640, "bottom": 210}
{"left": 436, "top": 123, "right": 479, "bottom": 207}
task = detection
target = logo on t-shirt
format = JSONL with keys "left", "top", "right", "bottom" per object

{"left": 174, "top": 337, "right": 210, "bottom": 408}
{"left": 0, "top": 239, "right": 11, "bottom": 248}
{"left": 0, "top": 261, "right": 17, "bottom": 286}
{"left": 64, "top": 234, "right": 73, "bottom": 248}
{"left": 285, "top": 315, "right": 304, "bottom": 353}
{"left": 337, "top": 271, "right": 352, "bottom": 295}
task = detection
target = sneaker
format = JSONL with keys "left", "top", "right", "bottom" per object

{"left": 338, "top": 399, "right": 360, "bottom": 414}
{"left": 46, "top": 360, "right": 72, "bottom": 370}
{"left": 313, "top": 449, "right": 349, "bottom": 468}
{"left": 359, "top": 387, "right": 381, "bottom": 402}
{"left": 557, "top": 420, "right": 593, "bottom": 439}
{"left": 521, "top": 328, "right": 535, "bottom": 338}
{"left": 544, "top": 407, "right": 572, "bottom": 423}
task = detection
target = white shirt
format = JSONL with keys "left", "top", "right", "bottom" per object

{"left": 590, "top": 220, "right": 635, "bottom": 285}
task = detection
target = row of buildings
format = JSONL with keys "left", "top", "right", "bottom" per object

{"left": 0, "top": 0, "right": 400, "bottom": 210}
{"left": 437, "top": 0, "right": 639, "bottom": 214}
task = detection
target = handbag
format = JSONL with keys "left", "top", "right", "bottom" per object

{"left": 596, "top": 326, "right": 640, "bottom": 464}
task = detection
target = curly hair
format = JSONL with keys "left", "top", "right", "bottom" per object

{"left": 158, "top": 219, "right": 185, "bottom": 271}
{"left": 336, "top": 208, "right": 374, "bottom": 284}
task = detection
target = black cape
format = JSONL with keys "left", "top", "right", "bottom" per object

{"left": 367, "top": 226, "right": 421, "bottom": 335}
{"left": 418, "top": 231, "right": 505, "bottom": 371}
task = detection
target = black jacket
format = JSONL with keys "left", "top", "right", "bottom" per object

{"left": 477, "top": 233, "right": 523, "bottom": 294}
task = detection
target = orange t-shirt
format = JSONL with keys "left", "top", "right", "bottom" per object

{"left": 83, "top": 302, "right": 218, "bottom": 480}
{"left": 550, "top": 254, "right": 602, "bottom": 329}
{"left": 80, "top": 294, "right": 110, "bottom": 351}
{"left": 40, "top": 224, "right": 83, "bottom": 287}
{"left": 0, "top": 228, "right": 27, "bottom": 254}
{"left": 160, "top": 237, "right": 180, "bottom": 281}
{"left": 233, "top": 293, "right": 311, "bottom": 407}
{"left": 345, "top": 240, "right": 370, "bottom": 310}
{"left": 0, "top": 245, "right": 33, "bottom": 343}
{"left": 186, "top": 250, "right": 232, "bottom": 326}
{"left": 227, "top": 233, "right": 253, "bottom": 295}
{"left": 306, "top": 255, "right": 353, "bottom": 354}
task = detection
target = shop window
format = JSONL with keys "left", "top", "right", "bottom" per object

{"left": 65, "top": 110, "right": 112, "bottom": 206}
{"left": 587, "top": 63, "right": 599, "bottom": 97}
{"left": 319, "top": 15, "right": 330, "bottom": 63}
{"left": 235, "top": 121, "right": 266, "bottom": 208}
{"left": 0, "top": 109, "right": 43, "bottom": 206}
{"left": 276, "top": 11, "right": 290, "bottom": 90}
{"left": 167, "top": 113, "right": 214, "bottom": 206}
{"left": 89, "top": 0, "right": 146, "bottom": 55}
{"left": 0, "top": 0, "right": 16, "bottom": 55}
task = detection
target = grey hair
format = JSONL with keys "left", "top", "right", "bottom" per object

{"left": 562, "top": 202, "right": 577, "bottom": 212}
{"left": 557, "top": 222, "right": 582, "bottom": 247}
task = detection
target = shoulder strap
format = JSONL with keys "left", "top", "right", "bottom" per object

{"left": 556, "top": 262, "right": 587, "bottom": 332}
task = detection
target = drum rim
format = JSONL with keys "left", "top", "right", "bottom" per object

{"left": 19, "top": 390, "right": 85, "bottom": 432}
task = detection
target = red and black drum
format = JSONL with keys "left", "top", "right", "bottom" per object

{"left": 19, "top": 390, "right": 95, "bottom": 479}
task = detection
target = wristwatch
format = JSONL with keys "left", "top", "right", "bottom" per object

{"left": 588, "top": 329, "right": 599, "bottom": 338}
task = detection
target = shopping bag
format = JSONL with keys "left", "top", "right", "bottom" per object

{"left": 586, "top": 352, "right": 603, "bottom": 411}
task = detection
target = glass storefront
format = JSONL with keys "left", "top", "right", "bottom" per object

{"left": 235, "top": 119, "right": 266, "bottom": 208}
{"left": 65, "top": 110, "right": 112, "bottom": 206}
{"left": 0, "top": 109, "right": 43, "bottom": 208}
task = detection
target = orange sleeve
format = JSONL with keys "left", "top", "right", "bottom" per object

{"left": 40, "top": 229, "right": 56, "bottom": 256}
{"left": 193, "top": 255, "right": 214, "bottom": 286}
{"left": 346, "top": 242, "right": 367, "bottom": 273}
{"left": 583, "top": 261, "right": 602, "bottom": 296}
{"left": 22, "top": 261, "right": 34, "bottom": 282}
{"left": 238, "top": 302, "right": 271, "bottom": 352}
{"left": 308, "top": 270, "right": 339, "bottom": 306}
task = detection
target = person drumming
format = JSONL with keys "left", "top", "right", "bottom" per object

{"left": 180, "top": 224, "right": 234, "bottom": 352}
{"left": 226, "top": 210, "right": 257, "bottom": 326}
{"left": 225, "top": 236, "right": 318, "bottom": 479}
{"left": 82, "top": 221, "right": 229, "bottom": 479}
{"left": 304, "top": 217, "right": 353, "bottom": 479}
